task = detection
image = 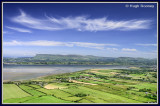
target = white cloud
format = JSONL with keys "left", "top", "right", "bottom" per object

{"left": 3, "top": 40, "right": 73, "bottom": 47}
{"left": 136, "top": 44, "right": 157, "bottom": 46}
{"left": 3, "top": 40, "right": 118, "bottom": 50}
{"left": 11, "top": 10, "right": 62, "bottom": 31}
{"left": 72, "top": 42, "right": 118, "bottom": 50}
{"left": 6, "top": 26, "right": 32, "bottom": 33}
{"left": 121, "top": 48, "right": 137, "bottom": 52}
{"left": 107, "top": 48, "right": 118, "bottom": 51}
{"left": 10, "top": 10, "right": 152, "bottom": 32}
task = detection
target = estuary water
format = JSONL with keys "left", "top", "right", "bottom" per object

{"left": 3, "top": 64, "right": 129, "bottom": 81}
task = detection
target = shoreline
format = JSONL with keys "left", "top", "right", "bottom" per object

{"left": 2, "top": 67, "right": 123, "bottom": 82}
{"left": 2, "top": 65, "right": 145, "bottom": 82}
{"left": 3, "top": 63, "right": 117, "bottom": 66}
{"left": 2, "top": 68, "right": 93, "bottom": 82}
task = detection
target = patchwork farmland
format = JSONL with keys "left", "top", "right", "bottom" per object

{"left": 3, "top": 67, "right": 157, "bottom": 103}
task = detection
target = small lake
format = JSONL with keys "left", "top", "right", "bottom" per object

{"left": 3, "top": 64, "right": 129, "bottom": 81}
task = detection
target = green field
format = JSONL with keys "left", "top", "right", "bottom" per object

{"left": 3, "top": 67, "right": 157, "bottom": 103}
{"left": 3, "top": 84, "right": 31, "bottom": 100}
{"left": 25, "top": 96, "right": 71, "bottom": 103}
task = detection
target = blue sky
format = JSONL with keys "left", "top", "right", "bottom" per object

{"left": 3, "top": 3, "right": 157, "bottom": 58}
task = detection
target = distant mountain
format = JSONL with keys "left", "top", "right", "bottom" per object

{"left": 3, "top": 54, "right": 157, "bottom": 65}
{"left": 33, "top": 54, "right": 115, "bottom": 61}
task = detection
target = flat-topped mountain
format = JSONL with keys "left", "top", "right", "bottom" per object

{"left": 3, "top": 54, "right": 157, "bottom": 65}
{"left": 33, "top": 54, "right": 115, "bottom": 61}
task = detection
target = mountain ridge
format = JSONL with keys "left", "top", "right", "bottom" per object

{"left": 3, "top": 54, "right": 157, "bottom": 66}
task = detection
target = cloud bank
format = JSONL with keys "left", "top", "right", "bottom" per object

{"left": 121, "top": 48, "right": 137, "bottom": 52}
{"left": 10, "top": 10, "right": 152, "bottom": 32}
{"left": 136, "top": 44, "right": 157, "bottom": 46}
{"left": 3, "top": 40, "right": 118, "bottom": 50}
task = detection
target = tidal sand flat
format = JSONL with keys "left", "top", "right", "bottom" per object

{"left": 3, "top": 64, "right": 128, "bottom": 81}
